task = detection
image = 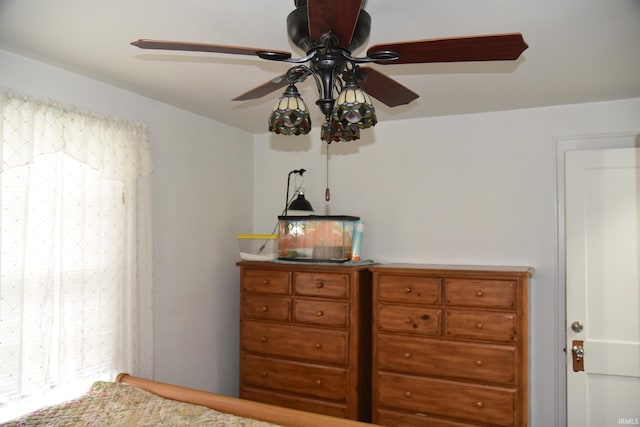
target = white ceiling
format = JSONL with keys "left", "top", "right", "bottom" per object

{"left": 1, "top": 0, "right": 639, "bottom": 134}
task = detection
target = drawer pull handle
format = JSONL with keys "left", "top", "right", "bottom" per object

{"left": 315, "top": 343, "right": 322, "bottom": 349}
{"left": 474, "top": 360, "right": 483, "bottom": 367}
{"left": 316, "top": 311, "right": 324, "bottom": 317}
{"left": 475, "top": 323, "right": 484, "bottom": 329}
{"left": 263, "top": 279, "right": 270, "bottom": 285}
{"left": 315, "top": 281, "right": 325, "bottom": 289}
{"left": 475, "top": 401, "right": 484, "bottom": 409}
{"left": 261, "top": 306, "right": 268, "bottom": 312}
{"left": 404, "top": 391, "right": 412, "bottom": 398}
{"left": 315, "top": 379, "right": 322, "bottom": 385}
{"left": 405, "top": 287, "right": 412, "bottom": 294}
{"left": 260, "top": 336, "right": 268, "bottom": 343}
{"left": 403, "top": 353, "right": 411, "bottom": 359}
{"left": 476, "top": 290, "right": 484, "bottom": 297}
{"left": 261, "top": 371, "right": 268, "bottom": 377}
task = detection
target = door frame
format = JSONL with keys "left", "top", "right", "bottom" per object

{"left": 553, "top": 131, "right": 640, "bottom": 426}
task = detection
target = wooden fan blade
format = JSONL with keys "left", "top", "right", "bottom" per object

{"left": 368, "top": 33, "right": 528, "bottom": 65}
{"left": 232, "top": 74, "right": 290, "bottom": 101}
{"left": 131, "top": 39, "right": 292, "bottom": 59}
{"left": 307, "top": 0, "right": 363, "bottom": 46}
{"left": 359, "top": 67, "right": 419, "bottom": 107}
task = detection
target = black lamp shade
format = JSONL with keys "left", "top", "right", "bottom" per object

{"left": 288, "top": 192, "right": 313, "bottom": 212}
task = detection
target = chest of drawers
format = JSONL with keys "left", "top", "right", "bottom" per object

{"left": 369, "top": 264, "right": 533, "bottom": 427}
{"left": 237, "top": 261, "right": 373, "bottom": 422}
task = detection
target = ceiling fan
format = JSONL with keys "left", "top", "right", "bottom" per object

{"left": 131, "top": 0, "right": 528, "bottom": 142}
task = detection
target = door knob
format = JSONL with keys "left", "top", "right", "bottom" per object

{"left": 571, "top": 321, "right": 583, "bottom": 333}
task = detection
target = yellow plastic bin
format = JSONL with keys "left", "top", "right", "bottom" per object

{"left": 237, "top": 234, "right": 278, "bottom": 261}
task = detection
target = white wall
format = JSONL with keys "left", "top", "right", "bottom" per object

{"left": 0, "top": 49, "right": 254, "bottom": 396}
{"left": 253, "top": 98, "right": 640, "bottom": 427}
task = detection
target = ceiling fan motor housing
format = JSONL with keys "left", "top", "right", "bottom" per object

{"left": 287, "top": 2, "right": 371, "bottom": 53}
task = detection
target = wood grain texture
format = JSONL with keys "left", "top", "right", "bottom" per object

{"left": 116, "top": 373, "right": 378, "bottom": 427}
{"left": 306, "top": 0, "right": 363, "bottom": 46}
{"left": 237, "top": 261, "right": 373, "bottom": 422}
{"left": 368, "top": 33, "right": 528, "bottom": 65}
{"left": 370, "top": 264, "right": 532, "bottom": 426}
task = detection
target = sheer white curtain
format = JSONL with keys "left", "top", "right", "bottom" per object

{"left": 0, "top": 89, "right": 154, "bottom": 420}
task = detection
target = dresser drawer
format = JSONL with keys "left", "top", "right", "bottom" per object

{"left": 241, "top": 320, "right": 348, "bottom": 364}
{"left": 377, "top": 304, "right": 442, "bottom": 336}
{"left": 242, "top": 269, "right": 290, "bottom": 294}
{"left": 293, "top": 272, "right": 350, "bottom": 299}
{"left": 242, "top": 295, "right": 290, "bottom": 322}
{"left": 294, "top": 299, "right": 349, "bottom": 327}
{"left": 377, "top": 373, "right": 516, "bottom": 427}
{"left": 377, "top": 275, "right": 441, "bottom": 304}
{"left": 242, "top": 355, "right": 347, "bottom": 401}
{"left": 242, "top": 387, "right": 348, "bottom": 419}
{"left": 376, "top": 408, "right": 479, "bottom": 427}
{"left": 445, "top": 310, "right": 518, "bottom": 342}
{"left": 377, "top": 334, "right": 517, "bottom": 385}
{"left": 445, "top": 278, "right": 516, "bottom": 309}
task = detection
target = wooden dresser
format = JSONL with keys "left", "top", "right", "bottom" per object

{"left": 237, "top": 261, "right": 373, "bottom": 422}
{"left": 369, "top": 264, "right": 533, "bottom": 427}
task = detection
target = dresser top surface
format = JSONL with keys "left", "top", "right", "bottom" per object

{"left": 236, "top": 260, "right": 375, "bottom": 272}
{"left": 369, "top": 263, "right": 534, "bottom": 277}
{"left": 237, "top": 261, "right": 534, "bottom": 276}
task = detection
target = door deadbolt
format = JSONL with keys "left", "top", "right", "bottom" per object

{"left": 572, "top": 344, "right": 584, "bottom": 360}
{"left": 571, "top": 321, "right": 583, "bottom": 333}
{"left": 571, "top": 340, "right": 585, "bottom": 372}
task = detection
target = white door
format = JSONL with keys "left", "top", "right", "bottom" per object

{"left": 565, "top": 147, "right": 640, "bottom": 427}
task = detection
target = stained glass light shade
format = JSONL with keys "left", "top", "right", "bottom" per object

{"left": 332, "top": 84, "right": 377, "bottom": 132}
{"left": 268, "top": 84, "right": 311, "bottom": 135}
{"left": 320, "top": 120, "right": 360, "bottom": 143}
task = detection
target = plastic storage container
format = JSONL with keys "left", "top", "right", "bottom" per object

{"left": 237, "top": 234, "right": 278, "bottom": 261}
{"left": 277, "top": 215, "right": 359, "bottom": 262}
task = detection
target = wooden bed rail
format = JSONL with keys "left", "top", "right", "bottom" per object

{"left": 116, "top": 373, "right": 380, "bottom": 427}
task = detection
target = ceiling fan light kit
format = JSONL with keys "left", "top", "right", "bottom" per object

{"left": 131, "top": 0, "right": 528, "bottom": 143}
{"left": 268, "top": 84, "right": 312, "bottom": 135}
{"left": 333, "top": 73, "right": 377, "bottom": 130}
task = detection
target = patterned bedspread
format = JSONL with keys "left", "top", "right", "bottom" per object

{"left": 1, "top": 381, "right": 282, "bottom": 426}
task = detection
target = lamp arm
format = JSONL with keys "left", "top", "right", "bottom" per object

{"left": 260, "top": 178, "right": 301, "bottom": 253}
{"left": 258, "top": 50, "right": 316, "bottom": 64}
{"left": 284, "top": 169, "right": 306, "bottom": 216}
{"left": 342, "top": 50, "right": 400, "bottom": 63}
{"left": 285, "top": 171, "right": 293, "bottom": 216}
{"left": 287, "top": 65, "right": 323, "bottom": 99}
{"left": 262, "top": 169, "right": 307, "bottom": 253}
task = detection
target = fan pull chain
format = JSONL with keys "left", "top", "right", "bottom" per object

{"left": 325, "top": 143, "right": 331, "bottom": 201}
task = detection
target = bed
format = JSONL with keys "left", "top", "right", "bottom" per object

{"left": 1, "top": 373, "right": 379, "bottom": 426}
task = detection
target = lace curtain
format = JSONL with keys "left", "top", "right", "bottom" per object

{"left": 0, "top": 89, "right": 154, "bottom": 420}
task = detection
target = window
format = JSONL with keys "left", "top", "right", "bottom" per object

{"left": 0, "top": 90, "right": 153, "bottom": 421}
